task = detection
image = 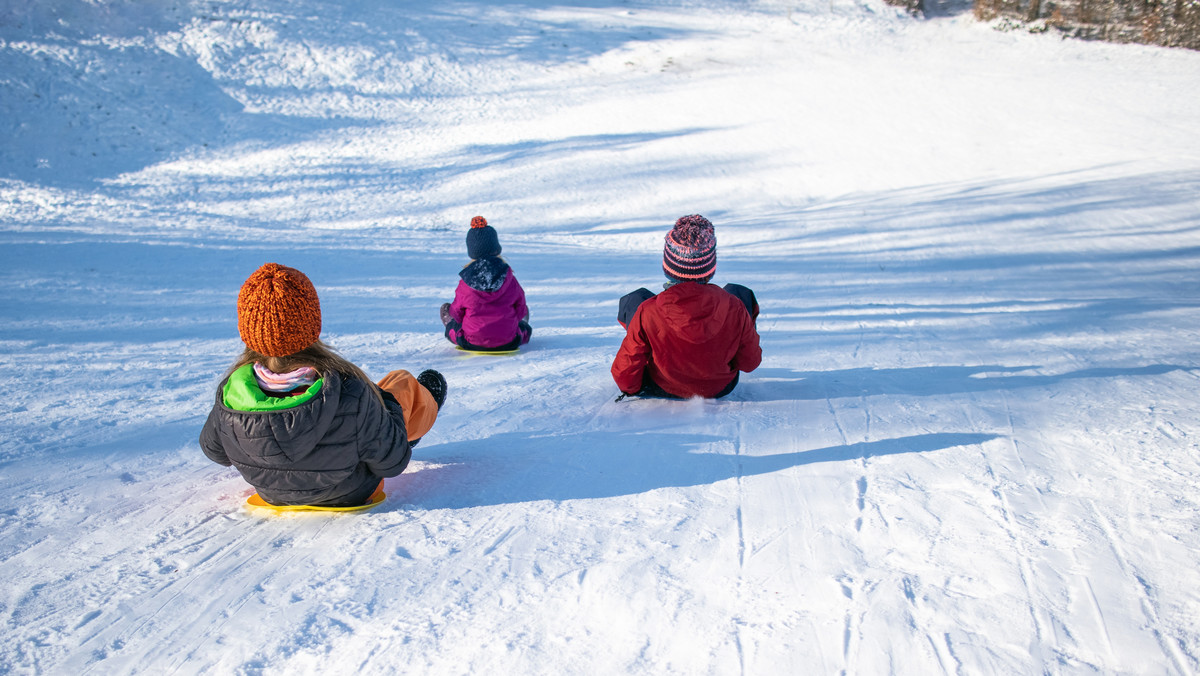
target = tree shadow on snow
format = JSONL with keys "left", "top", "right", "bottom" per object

{"left": 385, "top": 430, "right": 998, "bottom": 508}
{"left": 0, "top": 0, "right": 707, "bottom": 187}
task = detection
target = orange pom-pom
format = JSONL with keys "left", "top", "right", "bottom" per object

{"left": 470, "top": 216, "right": 488, "bottom": 229}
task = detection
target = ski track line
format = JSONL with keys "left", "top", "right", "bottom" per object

{"left": 823, "top": 391, "right": 873, "bottom": 676}
{"left": 999, "top": 391, "right": 1033, "bottom": 477}
{"left": 822, "top": 395, "right": 856, "bottom": 674}
{"left": 733, "top": 419, "right": 747, "bottom": 676}
{"left": 851, "top": 321, "right": 865, "bottom": 361}
{"left": 1087, "top": 498, "right": 1194, "bottom": 675}
{"left": 959, "top": 394, "right": 1052, "bottom": 663}
{"left": 747, "top": 514, "right": 810, "bottom": 563}
{"left": 902, "top": 314, "right": 959, "bottom": 674}
{"left": 854, "top": 386, "right": 873, "bottom": 531}
{"left": 981, "top": 428, "right": 1049, "bottom": 661}
{"left": 921, "top": 629, "right": 956, "bottom": 676}
{"left": 482, "top": 525, "right": 518, "bottom": 557}
{"left": 1080, "top": 574, "right": 1118, "bottom": 665}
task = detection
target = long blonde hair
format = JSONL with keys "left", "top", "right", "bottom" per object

{"left": 227, "top": 340, "right": 383, "bottom": 405}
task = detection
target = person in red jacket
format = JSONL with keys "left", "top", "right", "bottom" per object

{"left": 611, "top": 214, "right": 762, "bottom": 399}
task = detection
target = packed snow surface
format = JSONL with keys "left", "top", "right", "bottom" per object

{"left": 3, "top": 0, "right": 1200, "bottom": 673}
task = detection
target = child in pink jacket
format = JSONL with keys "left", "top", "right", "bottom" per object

{"left": 440, "top": 216, "right": 532, "bottom": 351}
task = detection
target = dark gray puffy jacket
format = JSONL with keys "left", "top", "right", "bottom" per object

{"left": 199, "top": 369, "right": 411, "bottom": 506}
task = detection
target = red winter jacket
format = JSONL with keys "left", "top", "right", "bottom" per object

{"left": 611, "top": 282, "right": 762, "bottom": 398}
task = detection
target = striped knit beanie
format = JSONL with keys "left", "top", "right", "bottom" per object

{"left": 663, "top": 214, "right": 716, "bottom": 283}
{"left": 237, "top": 263, "right": 322, "bottom": 357}
{"left": 466, "top": 216, "right": 502, "bottom": 259}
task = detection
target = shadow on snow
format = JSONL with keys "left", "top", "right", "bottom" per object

{"left": 388, "top": 431, "right": 1000, "bottom": 508}
{"left": 0, "top": 0, "right": 707, "bottom": 186}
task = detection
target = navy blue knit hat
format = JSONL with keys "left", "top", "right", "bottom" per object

{"left": 466, "top": 216, "right": 502, "bottom": 259}
{"left": 663, "top": 214, "right": 716, "bottom": 282}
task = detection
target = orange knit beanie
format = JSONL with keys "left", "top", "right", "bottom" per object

{"left": 237, "top": 263, "right": 322, "bottom": 357}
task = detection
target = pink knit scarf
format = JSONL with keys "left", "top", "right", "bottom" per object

{"left": 253, "top": 362, "right": 319, "bottom": 395}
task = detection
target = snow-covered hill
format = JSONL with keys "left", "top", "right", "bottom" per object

{"left": 2, "top": 0, "right": 1200, "bottom": 673}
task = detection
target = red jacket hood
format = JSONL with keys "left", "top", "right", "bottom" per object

{"left": 654, "top": 283, "right": 739, "bottom": 344}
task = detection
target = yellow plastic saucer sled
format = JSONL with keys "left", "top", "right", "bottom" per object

{"left": 244, "top": 486, "right": 386, "bottom": 513}
{"left": 454, "top": 345, "right": 519, "bottom": 356}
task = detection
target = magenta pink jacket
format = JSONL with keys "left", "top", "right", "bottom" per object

{"left": 446, "top": 259, "right": 530, "bottom": 349}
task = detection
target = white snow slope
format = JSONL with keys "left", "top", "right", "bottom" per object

{"left": 3, "top": 0, "right": 1200, "bottom": 674}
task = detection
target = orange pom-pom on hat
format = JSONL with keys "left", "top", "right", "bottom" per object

{"left": 465, "top": 215, "right": 501, "bottom": 259}
{"left": 237, "top": 263, "right": 322, "bottom": 357}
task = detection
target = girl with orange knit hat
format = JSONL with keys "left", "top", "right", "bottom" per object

{"left": 199, "top": 263, "right": 446, "bottom": 507}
